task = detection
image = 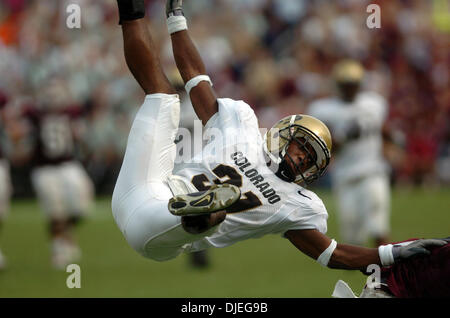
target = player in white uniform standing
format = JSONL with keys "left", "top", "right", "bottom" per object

{"left": 308, "top": 60, "right": 391, "bottom": 247}
{"left": 112, "top": 0, "right": 445, "bottom": 273}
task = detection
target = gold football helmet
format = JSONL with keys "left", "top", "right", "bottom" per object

{"left": 333, "top": 59, "right": 364, "bottom": 84}
{"left": 263, "top": 115, "right": 332, "bottom": 185}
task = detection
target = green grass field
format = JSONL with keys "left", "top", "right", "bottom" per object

{"left": 0, "top": 187, "right": 449, "bottom": 298}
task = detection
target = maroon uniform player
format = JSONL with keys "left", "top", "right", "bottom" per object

{"left": 380, "top": 238, "right": 450, "bottom": 297}
{"left": 21, "top": 88, "right": 94, "bottom": 269}
{"left": 334, "top": 238, "right": 450, "bottom": 297}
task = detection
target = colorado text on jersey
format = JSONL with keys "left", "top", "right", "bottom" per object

{"left": 231, "top": 151, "right": 281, "bottom": 204}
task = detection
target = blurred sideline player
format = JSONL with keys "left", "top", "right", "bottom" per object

{"left": 20, "top": 79, "right": 94, "bottom": 269}
{"left": 308, "top": 60, "right": 391, "bottom": 247}
{"left": 170, "top": 69, "right": 210, "bottom": 268}
{"left": 111, "top": 0, "right": 446, "bottom": 274}
{"left": 0, "top": 98, "right": 12, "bottom": 270}
{"left": 333, "top": 238, "right": 450, "bottom": 298}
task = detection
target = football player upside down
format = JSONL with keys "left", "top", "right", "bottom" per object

{"left": 111, "top": 0, "right": 446, "bottom": 276}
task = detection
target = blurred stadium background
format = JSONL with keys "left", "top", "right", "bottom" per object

{"left": 0, "top": 0, "right": 449, "bottom": 297}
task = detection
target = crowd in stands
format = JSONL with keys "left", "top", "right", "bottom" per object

{"left": 0, "top": 0, "right": 449, "bottom": 195}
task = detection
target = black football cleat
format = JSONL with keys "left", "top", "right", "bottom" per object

{"left": 190, "top": 250, "right": 209, "bottom": 269}
{"left": 168, "top": 184, "right": 240, "bottom": 216}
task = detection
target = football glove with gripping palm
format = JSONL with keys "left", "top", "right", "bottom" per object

{"left": 392, "top": 239, "right": 448, "bottom": 262}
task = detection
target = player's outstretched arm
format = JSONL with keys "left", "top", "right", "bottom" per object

{"left": 117, "top": 0, "right": 174, "bottom": 95}
{"left": 285, "top": 229, "right": 447, "bottom": 270}
{"left": 166, "top": 0, "right": 218, "bottom": 125}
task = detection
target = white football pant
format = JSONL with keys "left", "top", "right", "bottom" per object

{"left": 112, "top": 94, "right": 208, "bottom": 262}
{"left": 334, "top": 174, "right": 390, "bottom": 246}
{"left": 31, "top": 161, "right": 94, "bottom": 219}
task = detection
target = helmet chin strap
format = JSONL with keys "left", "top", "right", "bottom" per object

{"left": 275, "top": 156, "right": 296, "bottom": 183}
{"left": 272, "top": 142, "right": 295, "bottom": 182}
{"left": 264, "top": 148, "right": 296, "bottom": 183}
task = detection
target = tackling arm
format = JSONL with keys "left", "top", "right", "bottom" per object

{"left": 167, "top": 1, "right": 218, "bottom": 125}
{"left": 285, "top": 229, "right": 380, "bottom": 270}
{"left": 285, "top": 229, "right": 447, "bottom": 271}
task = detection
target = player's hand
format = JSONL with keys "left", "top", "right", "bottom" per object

{"left": 166, "top": 0, "right": 184, "bottom": 17}
{"left": 392, "top": 239, "right": 447, "bottom": 262}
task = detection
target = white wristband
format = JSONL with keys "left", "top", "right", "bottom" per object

{"left": 378, "top": 244, "right": 394, "bottom": 266}
{"left": 317, "top": 239, "right": 337, "bottom": 267}
{"left": 167, "top": 15, "right": 188, "bottom": 35}
{"left": 185, "top": 75, "right": 213, "bottom": 95}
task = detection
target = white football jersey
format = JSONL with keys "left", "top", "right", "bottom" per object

{"left": 174, "top": 98, "right": 328, "bottom": 252}
{"left": 307, "top": 92, "right": 388, "bottom": 184}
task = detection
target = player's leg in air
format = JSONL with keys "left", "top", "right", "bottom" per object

{"left": 112, "top": 0, "right": 240, "bottom": 261}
